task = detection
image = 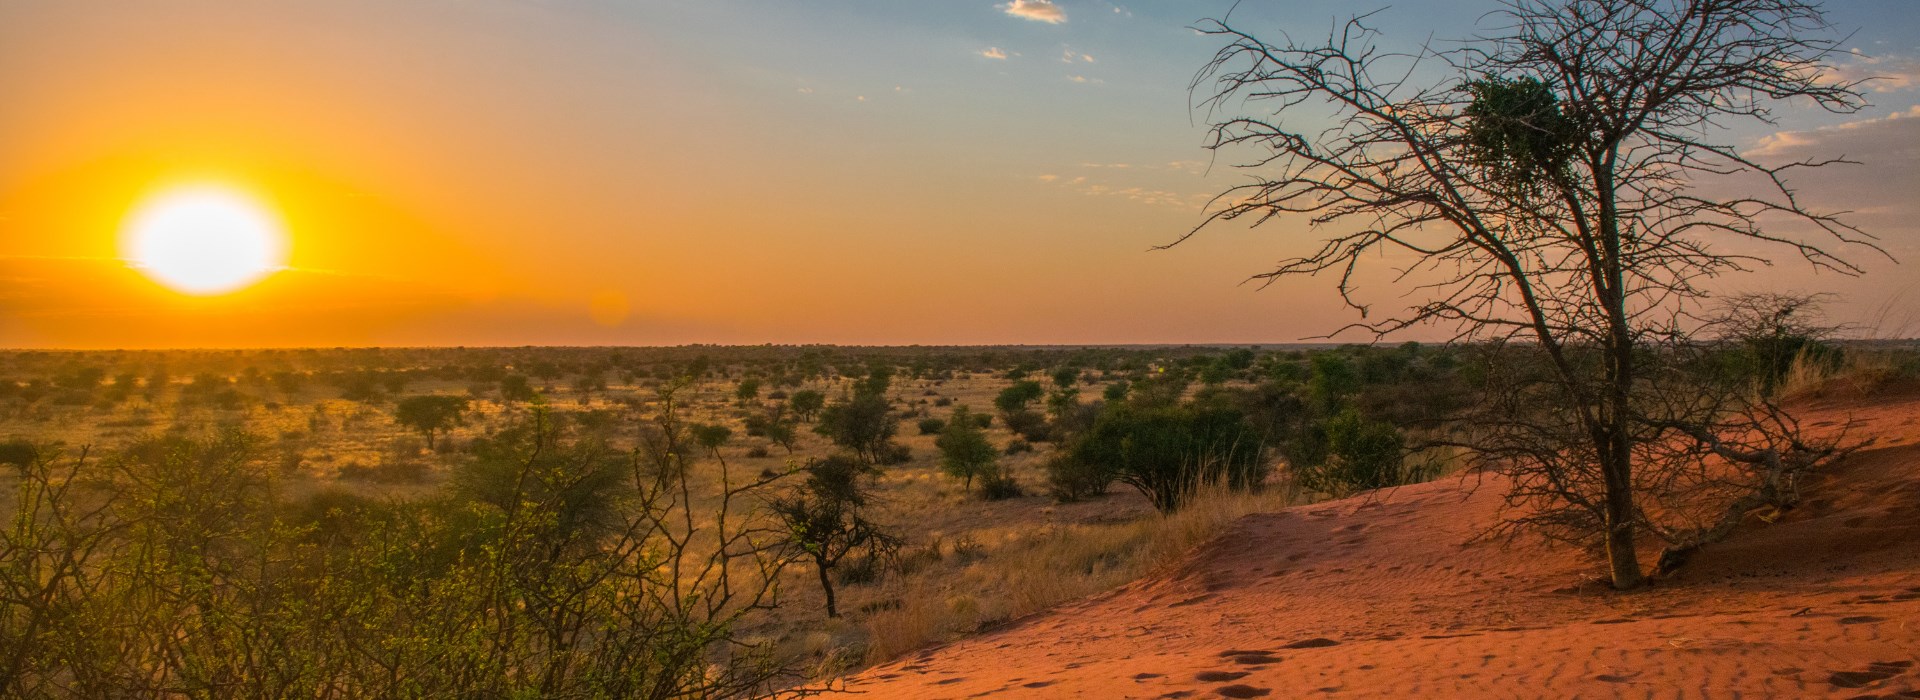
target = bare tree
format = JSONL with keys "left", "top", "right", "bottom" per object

{"left": 1182, "top": 0, "right": 1883, "bottom": 588}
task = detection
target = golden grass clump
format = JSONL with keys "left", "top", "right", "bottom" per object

{"left": 861, "top": 483, "right": 1298, "bottom": 662}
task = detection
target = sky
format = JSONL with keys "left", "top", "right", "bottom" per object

{"left": 0, "top": 0, "right": 1916, "bottom": 348}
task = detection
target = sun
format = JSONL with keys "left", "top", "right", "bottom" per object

{"left": 121, "top": 185, "right": 289, "bottom": 295}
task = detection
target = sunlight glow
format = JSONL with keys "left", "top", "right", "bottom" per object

{"left": 121, "top": 185, "right": 288, "bottom": 295}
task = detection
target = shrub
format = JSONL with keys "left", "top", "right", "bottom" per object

{"left": 1289, "top": 408, "right": 1414, "bottom": 497}
{"left": 816, "top": 391, "right": 899, "bottom": 464}
{"left": 878, "top": 442, "right": 913, "bottom": 465}
{"left": 1065, "top": 401, "right": 1267, "bottom": 513}
{"left": 0, "top": 438, "right": 37, "bottom": 471}
{"left": 1002, "top": 409, "right": 1049, "bottom": 442}
{"left": 978, "top": 473, "right": 1023, "bottom": 501}
{"left": 746, "top": 445, "right": 770, "bottom": 458}
{"left": 1004, "top": 439, "right": 1032, "bottom": 455}
{"left": 917, "top": 417, "right": 947, "bottom": 435}
{"left": 1045, "top": 453, "right": 1112, "bottom": 502}
{"left": 994, "top": 380, "right": 1045, "bottom": 414}
{"left": 935, "top": 406, "right": 997, "bottom": 493}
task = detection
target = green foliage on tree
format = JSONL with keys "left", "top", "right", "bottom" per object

{"left": 769, "top": 455, "right": 899, "bottom": 618}
{"left": 789, "top": 389, "right": 826, "bottom": 422}
{"left": 994, "top": 380, "right": 1044, "bottom": 414}
{"left": 814, "top": 391, "right": 898, "bottom": 464}
{"left": 393, "top": 394, "right": 470, "bottom": 449}
{"left": 935, "top": 406, "right": 998, "bottom": 494}
{"left": 1064, "top": 400, "right": 1267, "bottom": 513}
{"left": 498, "top": 374, "right": 538, "bottom": 403}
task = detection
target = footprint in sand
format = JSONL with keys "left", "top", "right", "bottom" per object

{"left": 1828, "top": 660, "right": 1913, "bottom": 689}
{"left": 1218, "top": 649, "right": 1281, "bottom": 665}
{"left": 1214, "top": 685, "right": 1272, "bottom": 698}
{"left": 1839, "top": 615, "right": 1887, "bottom": 624}
{"left": 1281, "top": 637, "right": 1341, "bottom": 649}
{"left": 1021, "top": 681, "right": 1054, "bottom": 689}
{"left": 1195, "top": 671, "right": 1249, "bottom": 682}
{"left": 1134, "top": 672, "right": 1164, "bottom": 680}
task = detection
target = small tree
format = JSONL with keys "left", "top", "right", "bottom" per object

{"left": 498, "top": 374, "right": 537, "bottom": 403}
{"left": 935, "top": 406, "right": 998, "bottom": 494}
{"left": 734, "top": 378, "right": 762, "bottom": 406}
{"left": 769, "top": 455, "right": 899, "bottom": 618}
{"left": 994, "top": 380, "right": 1044, "bottom": 415}
{"left": 393, "top": 395, "right": 470, "bottom": 449}
{"left": 814, "top": 391, "right": 898, "bottom": 464}
{"left": 789, "top": 389, "right": 826, "bottom": 422}
{"left": 693, "top": 423, "right": 732, "bottom": 460}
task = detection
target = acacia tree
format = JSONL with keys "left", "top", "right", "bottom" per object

{"left": 394, "top": 394, "right": 470, "bottom": 449}
{"left": 1184, "top": 0, "right": 1879, "bottom": 588}
{"left": 768, "top": 455, "right": 899, "bottom": 618}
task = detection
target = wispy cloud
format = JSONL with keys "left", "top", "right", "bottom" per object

{"left": 1750, "top": 105, "right": 1920, "bottom": 158}
{"left": 1032, "top": 163, "right": 1214, "bottom": 211}
{"left": 1061, "top": 48, "right": 1094, "bottom": 63}
{"left": 980, "top": 46, "right": 1008, "bottom": 60}
{"left": 1001, "top": 0, "right": 1066, "bottom": 24}
{"left": 1067, "top": 75, "right": 1103, "bottom": 84}
{"left": 1823, "top": 51, "right": 1920, "bottom": 93}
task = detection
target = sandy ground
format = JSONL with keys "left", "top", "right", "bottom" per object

{"left": 837, "top": 391, "right": 1920, "bottom": 698}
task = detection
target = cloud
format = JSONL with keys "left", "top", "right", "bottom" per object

{"left": 980, "top": 46, "right": 1008, "bottom": 60}
{"left": 1749, "top": 105, "right": 1920, "bottom": 158}
{"left": 1001, "top": 0, "right": 1066, "bottom": 24}
{"left": 1741, "top": 105, "right": 1920, "bottom": 258}
{"left": 1067, "top": 75, "right": 1103, "bottom": 84}
{"left": 1824, "top": 52, "right": 1920, "bottom": 93}
{"left": 1060, "top": 49, "right": 1094, "bottom": 63}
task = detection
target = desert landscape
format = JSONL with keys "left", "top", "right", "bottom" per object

{"left": 4, "top": 0, "right": 1919, "bottom": 697}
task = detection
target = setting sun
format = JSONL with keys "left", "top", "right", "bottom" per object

{"left": 120, "top": 185, "right": 287, "bottom": 295}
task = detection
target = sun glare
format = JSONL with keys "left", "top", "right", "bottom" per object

{"left": 121, "top": 185, "right": 288, "bottom": 295}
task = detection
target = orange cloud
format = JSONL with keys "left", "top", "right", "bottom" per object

{"left": 1001, "top": 0, "right": 1066, "bottom": 24}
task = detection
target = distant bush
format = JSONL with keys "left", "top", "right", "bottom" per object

{"left": 746, "top": 445, "right": 771, "bottom": 458}
{"left": 0, "top": 438, "right": 37, "bottom": 471}
{"left": 917, "top": 417, "right": 946, "bottom": 435}
{"left": 1002, "top": 409, "right": 1050, "bottom": 442}
{"left": 878, "top": 442, "right": 913, "bottom": 465}
{"left": 978, "top": 473, "right": 1023, "bottom": 501}
{"left": 1044, "top": 453, "right": 1112, "bottom": 502}
{"left": 1004, "top": 439, "right": 1032, "bottom": 455}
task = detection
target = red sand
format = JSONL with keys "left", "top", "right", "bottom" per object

{"left": 838, "top": 392, "right": 1920, "bottom": 698}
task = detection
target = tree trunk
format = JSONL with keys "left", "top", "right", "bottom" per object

{"left": 1596, "top": 160, "right": 1646, "bottom": 591}
{"left": 1600, "top": 448, "right": 1644, "bottom": 589}
{"left": 816, "top": 556, "right": 839, "bottom": 618}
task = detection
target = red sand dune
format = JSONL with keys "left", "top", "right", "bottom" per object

{"left": 838, "top": 392, "right": 1920, "bottom": 698}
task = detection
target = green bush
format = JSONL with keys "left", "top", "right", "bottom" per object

{"left": 1044, "top": 453, "right": 1113, "bottom": 502}
{"left": 1065, "top": 401, "right": 1268, "bottom": 513}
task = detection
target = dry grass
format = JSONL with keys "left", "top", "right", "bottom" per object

{"left": 859, "top": 482, "right": 1300, "bottom": 663}
{"left": 1780, "top": 346, "right": 1916, "bottom": 400}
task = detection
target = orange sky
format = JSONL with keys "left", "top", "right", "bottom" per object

{"left": 0, "top": 1, "right": 1914, "bottom": 348}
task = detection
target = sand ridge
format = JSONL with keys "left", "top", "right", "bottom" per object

{"left": 838, "top": 391, "right": 1920, "bottom": 698}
